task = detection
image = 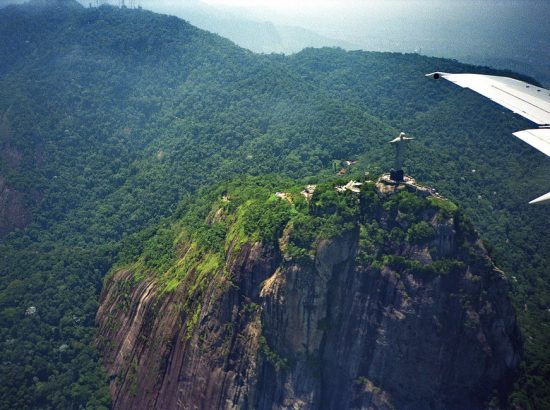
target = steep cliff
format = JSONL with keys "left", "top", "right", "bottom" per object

{"left": 0, "top": 110, "right": 32, "bottom": 237}
{"left": 96, "top": 175, "right": 522, "bottom": 409}
{"left": 0, "top": 176, "right": 30, "bottom": 236}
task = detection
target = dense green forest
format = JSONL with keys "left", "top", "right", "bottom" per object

{"left": 113, "top": 174, "right": 474, "bottom": 296}
{"left": 0, "top": 1, "right": 548, "bottom": 408}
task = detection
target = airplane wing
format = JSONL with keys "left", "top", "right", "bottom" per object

{"left": 529, "top": 191, "right": 550, "bottom": 205}
{"left": 427, "top": 72, "right": 550, "bottom": 125}
{"left": 513, "top": 128, "right": 550, "bottom": 204}
{"left": 513, "top": 128, "right": 550, "bottom": 157}
{"left": 427, "top": 72, "right": 550, "bottom": 204}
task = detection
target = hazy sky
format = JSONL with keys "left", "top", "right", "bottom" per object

{"left": 203, "top": 0, "right": 349, "bottom": 9}
{"left": 164, "top": 0, "right": 550, "bottom": 50}
{"left": 199, "top": 0, "right": 550, "bottom": 85}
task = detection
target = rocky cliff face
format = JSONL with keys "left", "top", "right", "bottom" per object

{"left": 0, "top": 175, "right": 30, "bottom": 237}
{"left": 0, "top": 111, "right": 33, "bottom": 237}
{"left": 96, "top": 176, "right": 522, "bottom": 409}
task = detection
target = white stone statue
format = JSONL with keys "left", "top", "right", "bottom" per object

{"left": 389, "top": 132, "right": 414, "bottom": 171}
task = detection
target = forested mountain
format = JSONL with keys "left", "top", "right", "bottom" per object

{"left": 0, "top": 1, "right": 548, "bottom": 409}
{"left": 96, "top": 176, "right": 522, "bottom": 409}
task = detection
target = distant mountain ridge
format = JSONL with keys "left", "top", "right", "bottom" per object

{"left": 21, "top": 0, "right": 81, "bottom": 8}
{"left": 3, "top": 0, "right": 547, "bottom": 89}
{"left": 138, "top": 0, "right": 356, "bottom": 54}
{"left": 0, "top": 2, "right": 548, "bottom": 409}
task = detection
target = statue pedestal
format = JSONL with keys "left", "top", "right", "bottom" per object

{"left": 390, "top": 169, "right": 404, "bottom": 182}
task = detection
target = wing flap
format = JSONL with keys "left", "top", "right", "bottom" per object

{"left": 513, "top": 128, "right": 550, "bottom": 157}
{"left": 513, "top": 128, "right": 550, "bottom": 204}
{"left": 428, "top": 72, "right": 550, "bottom": 125}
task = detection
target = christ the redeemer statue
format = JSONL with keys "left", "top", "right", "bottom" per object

{"left": 388, "top": 132, "right": 414, "bottom": 182}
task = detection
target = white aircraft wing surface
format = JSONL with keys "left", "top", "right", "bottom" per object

{"left": 514, "top": 128, "right": 550, "bottom": 204}
{"left": 427, "top": 72, "right": 550, "bottom": 204}
{"left": 513, "top": 128, "right": 550, "bottom": 157}
{"left": 427, "top": 72, "right": 550, "bottom": 125}
{"left": 529, "top": 191, "right": 550, "bottom": 205}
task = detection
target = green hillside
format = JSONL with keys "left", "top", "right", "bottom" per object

{"left": 0, "top": 2, "right": 548, "bottom": 409}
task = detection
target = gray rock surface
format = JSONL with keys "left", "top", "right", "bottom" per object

{"left": 96, "top": 184, "right": 521, "bottom": 410}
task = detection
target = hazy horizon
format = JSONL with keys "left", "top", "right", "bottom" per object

{"left": 1, "top": 0, "right": 549, "bottom": 85}
{"left": 199, "top": 0, "right": 550, "bottom": 84}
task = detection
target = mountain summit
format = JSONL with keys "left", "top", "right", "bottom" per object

{"left": 96, "top": 176, "right": 521, "bottom": 409}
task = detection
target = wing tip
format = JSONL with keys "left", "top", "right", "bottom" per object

{"left": 529, "top": 192, "right": 550, "bottom": 205}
